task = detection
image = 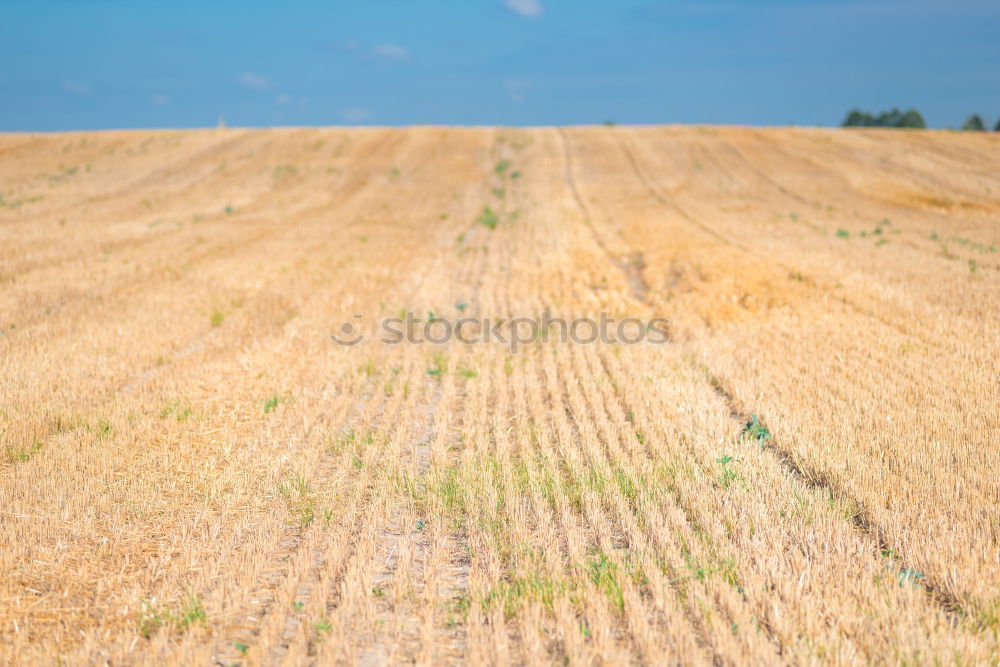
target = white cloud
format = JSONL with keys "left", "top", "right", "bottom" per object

{"left": 340, "top": 108, "right": 372, "bottom": 123}
{"left": 275, "top": 93, "right": 291, "bottom": 105}
{"left": 239, "top": 71, "right": 270, "bottom": 91}
{"left": 372, "top": 44, "right": 410, "bottom": 61}
{"left": 504, "top": 80, "right": 531, "bottom": 104}
{"left": 63, "top": 80, "right": 93, "bottom": 95}
{"left": 151, "top": 93, "right": 170, "bottom": 105}
{"left": 503, "top": 0, "right": 543, "bottom": 18}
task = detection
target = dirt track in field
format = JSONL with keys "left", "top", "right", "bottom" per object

{"left": 1, "top": 126, "right": 998, "bottom": 664}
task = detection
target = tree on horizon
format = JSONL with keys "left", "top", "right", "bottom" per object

{"left": 842, "top": 108, "right": 925, "bottom": 129}
{"left": 961, "top": 114, "right": 986, "bottom": 131}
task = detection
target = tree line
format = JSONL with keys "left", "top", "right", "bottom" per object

{"left": 842, "top": 108, "right": 999, "bottom": 131}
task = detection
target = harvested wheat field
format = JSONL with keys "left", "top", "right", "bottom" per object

{"left": 1, "top": 126, "right": 998, "bottom": 665}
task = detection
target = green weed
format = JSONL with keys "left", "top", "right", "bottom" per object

{"left": 432, "top": 466, "right": 464, "bottom": 514}
{"left": 477, "top": 206, "right": 500, "bottom": 230}
{"left": 96, "top": 420, "right": 113, "bottom": 439}
{"left": 484, "top": 573, "right": 568, "bottom": 619}
{"left": 137, "top": 593, "right": 207, "bottom": 638}
{"left": 427, "top": 351, "right": 447, "bottom": 377}
{"left": 178, "top": 594, "right": 207, "bottom": 631}
{"left": 7, "top": 440, "right": 43, "bottom": 463}
{"left": 278, "top": 473, "right": 316, "bottom": 529}
{"left": 160, "top": 402, "right": 192, "bottom": 422}
{"left": 715, "top": 455, "right": 741, "bottom": 488}
{"left": 615, "top": 469, "right": 637, "bottom": 506}
{"left": 273, "top": 164, "right": 298, "bottom": 180}
{"left": 742, "top": 414, "right": 771, "bottom": 443}
{"left": 137, "top": 600, "right": 167, "bottom": 638}
{"left": 0, "top": 193, "right": 44, "bottom": 209}
{"left": 314, "top": 615, "right": 332, "bottom": 639}
{"left": 898, "top": 568, "right": 925, "bottom": 587}
{"left": 587, "top": 552, "right": 624, "bottom": 614}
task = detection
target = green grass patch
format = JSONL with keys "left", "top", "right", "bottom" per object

{"left": 477, "top": 206, "right": 500, "bottom": 230}
{"left": 278, "top": 472, "right": 317, "bottom": 529}
{"left": 137, "top": 593, "right": 207, "bottom": 638}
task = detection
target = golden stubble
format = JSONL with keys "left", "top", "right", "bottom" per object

{"left": 0, "top": 126, "right": 998, "bottom": 664}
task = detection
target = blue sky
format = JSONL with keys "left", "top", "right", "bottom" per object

{"left": 1, "top": 0, "right": 997, "bottom": 131}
